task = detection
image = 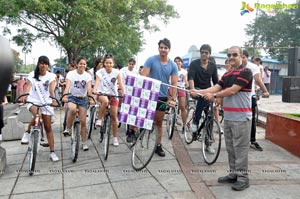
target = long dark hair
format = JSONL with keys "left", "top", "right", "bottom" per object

{"left": 34, "top": 56, "right": 50, "bottom": 81}
{"left": 93, "top": 56, "right": 103, "bottom": 80}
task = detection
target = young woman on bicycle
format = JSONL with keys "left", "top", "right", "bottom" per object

{"left": 62, "top": 57, "right": 94, "bottom": 151}
{"left": 93, "top": 54, "right": 124, "bottom": 147}
{"left": 174, "top": 56, "right": 188, "bottom": 126}
{"left": 20, "top": 56, "right": 59, "bottom": 162}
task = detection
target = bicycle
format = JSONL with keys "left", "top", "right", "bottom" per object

{"left": 93, "top": 92, "right": 122, "bottom": 160}
{"left": 183, "top": 100, "right": 222, "bottom": 165}
{"left": 131, "top": 125, "right": 158, "bottom": 171}
{"left": 165, "top": 100, "right": 178, "bottom": 140}
{"left": 16, "top": 93, "right": 60, "bottom": 175}
{"left": 87, "top": 103, "right": 99, "bottom": 139}
{"left": 61, "top": 93, "right": 95, "bottom": 163}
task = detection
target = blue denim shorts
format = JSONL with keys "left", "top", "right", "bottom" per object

{"left": 68, "top": 96, "right": 88, "bottom": 109}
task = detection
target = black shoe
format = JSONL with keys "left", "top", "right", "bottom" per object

{"left": 155, "top": 144, "right": 166, "bottom": 157}
{"left": 218, "top": 175, "right": 237, "bottom": 183}
{"left": 231, "top": 181, "right": 250, "bottom": 191}
{"left": 126, "top": 130, "right": 136, "bottom": 143}
{"left": 192, "top": 132, "right": 198, "bottom": 141}
{"left": 250, "top": 142, "right": 263, "bottom": 151}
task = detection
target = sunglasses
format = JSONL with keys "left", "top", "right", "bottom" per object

{"left": 227, "top": 53, "right": 239, "bottom": 58}
{"left": 105, "top": 54, "right": 113, "bottom": 58}
{"left": 201, "top": 51, "right": 209, "bottom": 55}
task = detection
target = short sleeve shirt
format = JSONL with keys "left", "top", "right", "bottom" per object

{"left": 144, "top": 55, "right": 178, "bottom": 97}
{"left": 66, "top": 70, "right": 91, "bottom": 96}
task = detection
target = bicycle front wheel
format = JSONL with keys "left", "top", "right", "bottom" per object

{"left": 103, "top": 115, "right": 111, "bottom": 160}
{"left": 28, "top": 130, "right": 39, "bottom": 176}
{"left": 202, "top": 118, "right": 221, "bottom": 165}
{"left": 71, "top": 122, "right": 80, "bottom": 163}
{"left": 166, "top": 106, "right": 176, "bottom": 140}
{"left": 184, "top": 106, "right": 195, "bottom": 144}
{"left": 87, "top": 106, "right": 96, "bottom": 139}
{"left": 132, "top": 127, "right": 158, "bottom": 171}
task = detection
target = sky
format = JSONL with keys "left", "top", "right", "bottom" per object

{"left": 3, "top": 0, "right": 296, "bottom": 68}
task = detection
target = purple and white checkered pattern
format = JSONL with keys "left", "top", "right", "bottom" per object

{"left": 118, "top": 74, "right": 161, "bottom": 130}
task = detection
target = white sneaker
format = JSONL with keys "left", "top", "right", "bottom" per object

{"left": 82, "top": 144, "right": 89, "bottom": 151}
{"left": 206, "top": 146, "right": 215, "bottom": 154}
{"left": 50, "top": 152, "right": 59, "bottom": 162}
{"left": 190, "top": 123, "right": 198, "bottom": 133}
{"left": 21, "top": 132, "right": 30, "bottom": 144}
{"left": 63, "top": 129, "right": 71, "bottom": 137}
{"left": 96, "top": 120, "right": 102, "bottom": 128}
{"left": 113, "top": 137, "right": 119, "bottom": 147}
{"left": 0, "top": 134, "right": 2, "bottom": 143}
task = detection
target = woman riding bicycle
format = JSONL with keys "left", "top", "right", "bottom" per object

{"left": 93, "top": 54, "right": 124, "bottom": 147}
{"left": 20, "top": 56, "right": 59, "bottom": 162}
{"left": 62, "top": 57, "right": 94, "bottom": 151}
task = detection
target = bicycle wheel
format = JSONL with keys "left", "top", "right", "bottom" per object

{"left": 103, "top": 114, "right": 111, "bottom": 160}
{"left": 166, "top": 106, "right": 176, "bottom": 140}
{"left": 28, "top": 130, "right": 39, "bottom": 176}
{"left": 71, "top": 122, "right": 80, "bottom": 163}
{"left": 202, "top": 118, "right": 221, "bottom": 165}
{"left": 132, "top": 127, "right": 158, "bottom": 171}
{"left": 87, "top": 106, "right": 96, "bottom": 139}
{"left": 63, "top": 107, "right": 68, "bottom": 131}
{"left": 184, "top": 106, "right": 195, "bottom": 144}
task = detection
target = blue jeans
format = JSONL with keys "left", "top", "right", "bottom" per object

{"left": 68, "top": 96, "right": 88, "bottom": 109}
{"left": 193, "top": 97, "right": 209, "bottom": 125}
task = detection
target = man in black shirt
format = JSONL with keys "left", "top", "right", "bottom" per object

{"left": 188, "top": 44, "right": 218, "bottom": 141}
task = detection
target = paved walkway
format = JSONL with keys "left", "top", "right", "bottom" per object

{"left": 172, "top": 95, "right": 300, "bottom": 199}
{"left": 1, "top": 95, "right": 300, "bottom": 199}
{"left": 0, "top": 109, "right": 197, "bottom": 199}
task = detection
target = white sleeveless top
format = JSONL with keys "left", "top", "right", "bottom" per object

{"left": 96, "top": 68, "right": 120, "bottom": 96}
{"left": 177, "top": 69, "right": 187, "bottom": 88}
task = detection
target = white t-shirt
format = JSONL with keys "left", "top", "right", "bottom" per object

{"left": 27, "top": 71, "right": 56, "bottom": 104}
{"left": 177, "top": 68, "right": 187, "bottom": 88}
{"left": 66, "top": 70, "right": 92, "bottom": 96}
{"left": 120, "top": 67, "right": 139, "bottom": 84}
{"left": 27, "top": 71, "right": 56, "bottom": 115}
{"left": 96, "top": 68, "right": 120, "bottom": 96}
{"left": 246, "top": 62, "right": 260, "bottom": 95}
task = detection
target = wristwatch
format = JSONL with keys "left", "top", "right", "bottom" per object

{"left": 213, "top": 93, "right": 217, "bottom": 98}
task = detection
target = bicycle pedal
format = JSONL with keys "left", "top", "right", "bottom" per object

{"left": 40, "top": 143, "right": 49, "bottom": 147}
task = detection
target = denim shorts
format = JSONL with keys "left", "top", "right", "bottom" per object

{"left": 68, "top": 96, "right": 88, "bottom": 109}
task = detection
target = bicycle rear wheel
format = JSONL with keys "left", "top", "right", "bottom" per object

{"left": 202, "top": 118, "right": 221, "bottom": 165}
{"left": 166, "top": 106, "right": 176, "bottom": 140}
{"left": 87, "top": 106, "right": 96, "bottom": 139}
{"left": 103, "top": 115, "right": 111, "bottom": 160}
{"left": 184, "top": 106, "right": 195, "bottom": 144}
{"left": 131, "top": 127, "right": 158, "bottom": 171}
{"left": 71, "top": 122, "right": 80, "bottom": 163}
{"left": 28, "top": 130, "right": 39, "bottom": 176}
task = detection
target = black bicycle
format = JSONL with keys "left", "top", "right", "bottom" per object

{"left": 16, "top": 94, "right": 60, "bottom": 175}
{"left": 93, "top": 92, "right": 122, "bottom": 160}
{"left": 61, "top": 94, "right": 95, "bottom": 163}
{"left": 183, "top": 101, "right": 222, "bottom": 165}
{"left": 87, "top": 103, "right": 99, "bottom": 139}
{"left": 131, "top": 126, "right": 158, "bottom": 171}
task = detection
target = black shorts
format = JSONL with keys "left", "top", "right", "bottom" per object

{"left": 156, "top": 97, "right": 168, "bottom": 111}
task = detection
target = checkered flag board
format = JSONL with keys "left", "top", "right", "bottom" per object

{"left": 118, "top": 74, "right": 161, "bottom": 130}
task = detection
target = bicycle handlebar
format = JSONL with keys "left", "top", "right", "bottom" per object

{"left": 15, "top": 93, "right": 61, "bottom": 107}
{"left": 92, "top": 92, "right": 123, "bottom": 98}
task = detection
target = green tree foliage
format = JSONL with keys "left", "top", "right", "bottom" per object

{"left": 244, "top": 6, "right": 300, "bottom": 61}
{"left": 0, "top": 0, "right": 178, "bottom": 64}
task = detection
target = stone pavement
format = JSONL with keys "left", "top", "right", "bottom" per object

{"left": 1, "top": 94, "right": 300, "bottom": 199}
{"left": 0, "top": 109, "right": 197, "bottom": 199}
{"left": 172, "top": 95, "right": 300, "bottom": 199}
